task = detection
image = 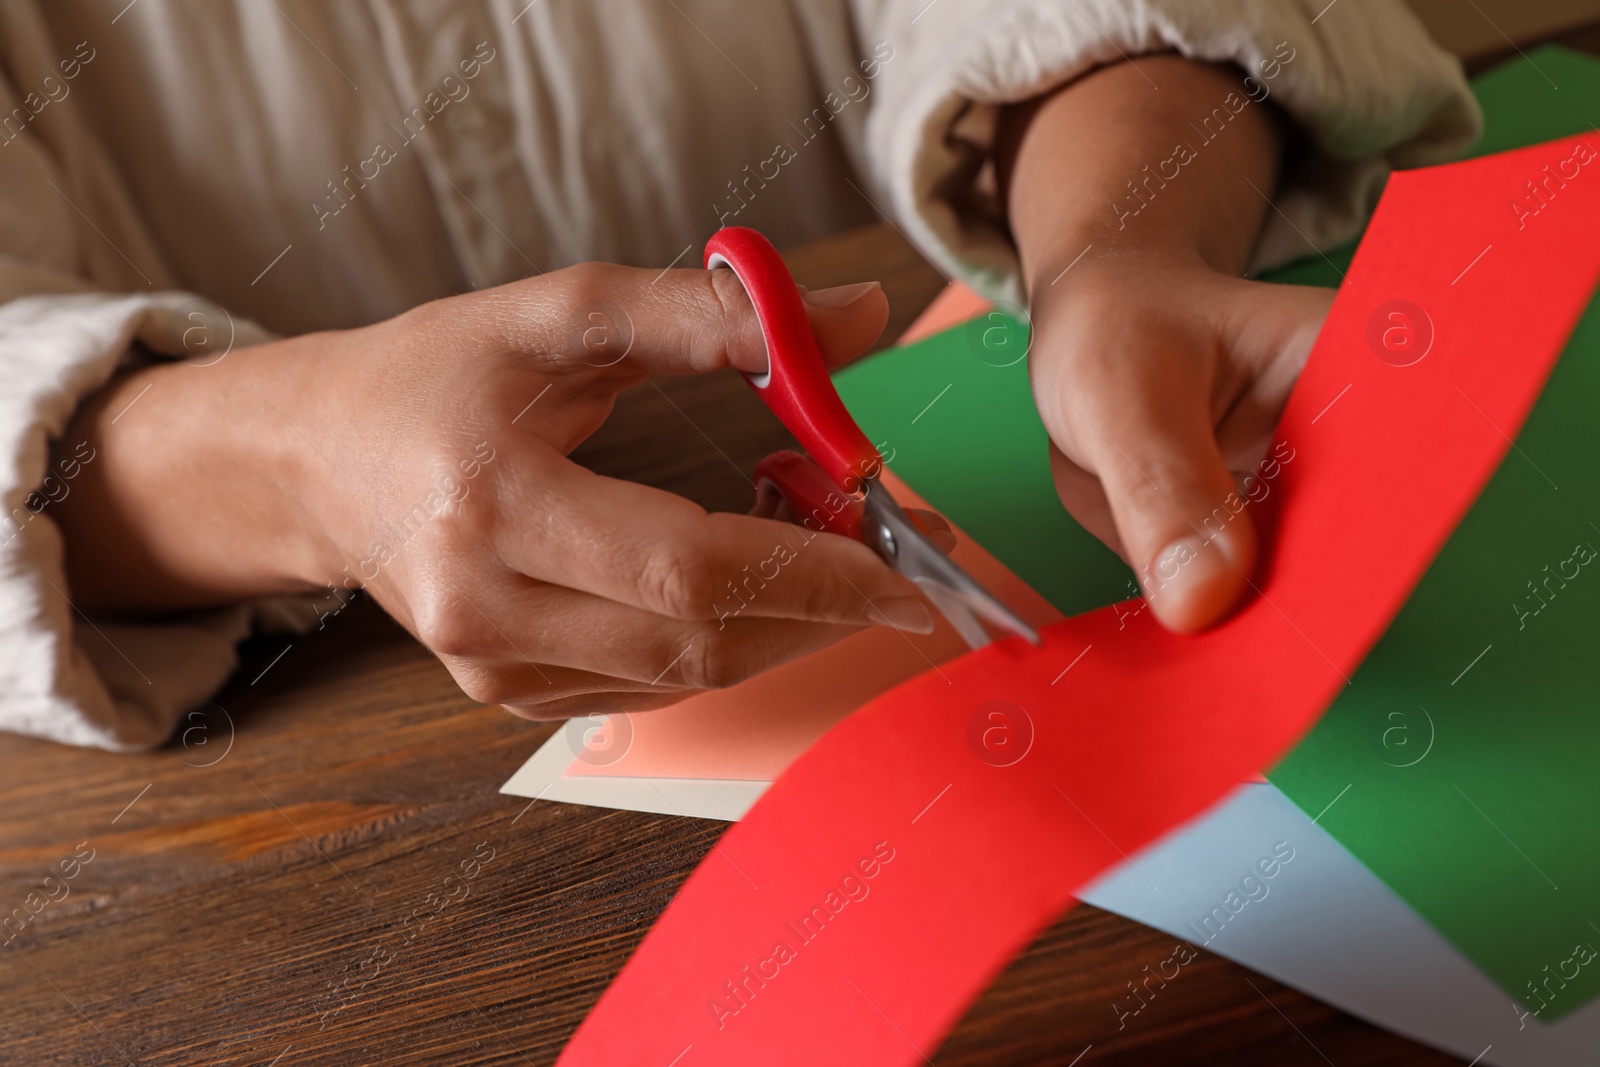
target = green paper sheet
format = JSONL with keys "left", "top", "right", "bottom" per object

{"left": 832, "top": 45, "right": 1600, "bottom": 1018}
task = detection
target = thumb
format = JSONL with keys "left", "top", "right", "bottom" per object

{"left": 1069, "top": 394, "right": 1256, "bottom": 634}
{"left": 676, "top": 269, "right": 887, "bottom": 374}
{"left": 796, "top": 281, "right": 891, "bottom": 369}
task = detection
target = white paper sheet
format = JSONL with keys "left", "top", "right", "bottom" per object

{"left": 501, "top": 730, "right": 765, "bottom": 821}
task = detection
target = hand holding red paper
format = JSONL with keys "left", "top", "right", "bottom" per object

{"left": 558, "top": 134, "right": 1600, "bottom": 1067}
{"left": 1003, "top": 56, "right": 1334, "bottom": 632}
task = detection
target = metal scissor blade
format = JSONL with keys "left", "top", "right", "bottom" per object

{"left": 902, "top": 533, "right": 1042, "bottom": 647}
{"left": 917, "top": 579, "right": 993, "bottom": 649}
{"left": 860, "top": 482, "right": 1042, "bottom": 649}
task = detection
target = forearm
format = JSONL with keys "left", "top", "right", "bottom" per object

{"left": 1000, "top": 55, "right": 1283, "bottom": 289}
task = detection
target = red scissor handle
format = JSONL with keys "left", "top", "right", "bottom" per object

{"left": 704, "top": 227, "right": 883, "bottom": 493}
{"left": 754, "top": 450, "right": 864, "bottom": 539}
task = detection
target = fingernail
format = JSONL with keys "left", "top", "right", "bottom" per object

{"left": 1141, "top": 536, "right": 1228, "bottom": 596}
{"left": 877, "top": 596, "right": 935, "bottom": 634}
{"left": 1141, "top": 528, "right": 1248, "bottom": 633}
{"left": 802, "top": 281, "right": 881, "bottom": 310}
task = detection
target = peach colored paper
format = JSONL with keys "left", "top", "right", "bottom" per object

{"left": 892, "top": 281, "right": 990, "bottom": 345}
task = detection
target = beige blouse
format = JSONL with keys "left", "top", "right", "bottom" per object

{"left": 0, "top": 0, "right": 1479, "bottom": 748}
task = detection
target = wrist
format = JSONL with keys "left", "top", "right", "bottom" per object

{"left": 52, "top": 339, "right": 339, "bottom": 612}
{"left": 1026, "top": 227, "right": 1211, "bottom": 298}
{"left": 999, "top": 54, "right": 1282, "bottom": 296}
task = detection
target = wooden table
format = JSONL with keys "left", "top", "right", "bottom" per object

{"left": 6, "top": 25, "right": 1599, "bottom": 1065}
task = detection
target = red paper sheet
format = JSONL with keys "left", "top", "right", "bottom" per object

{"left": 558, "top": 135, "right": 1600, "bottom": 1066}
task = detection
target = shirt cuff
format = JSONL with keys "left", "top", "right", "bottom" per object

{"left": 0, "top": 284, "right": 309, "bottom": 751}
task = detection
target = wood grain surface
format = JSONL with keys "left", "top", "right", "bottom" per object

{"left": 7, "top": 25, "right": 1598, "bottom": 1063}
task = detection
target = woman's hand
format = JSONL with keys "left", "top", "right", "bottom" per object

{"left": 1002, "top": 54, "right": 1334, "bottom": 632}
{"left": 1026, "top": 251, "right": 1332, "bottom": 630}
{"left": 52, "top": 265, "right": 936, "bottom": 718}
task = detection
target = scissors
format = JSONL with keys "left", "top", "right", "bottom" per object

{"left": 703, "top": 226, "right": 1040, "bottom": 650}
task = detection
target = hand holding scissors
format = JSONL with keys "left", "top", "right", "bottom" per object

{"left": 704, "top": 227, "right": 1039, "bottom": 650}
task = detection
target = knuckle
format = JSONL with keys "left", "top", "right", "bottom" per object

{"left": 549, "top": 262, "right": 638, "bottom": 369}
{"left": 705, "top": 266, "right": 748, "bottom": 319}
{"left": 499, "top": 699, "right": 568, "bottom": 722}
{"left": 392, "top": 294, "right": 447, "bottom": 338}
{"left": 394, "top": 477, "right": 493, "bottom": 557}
{"left": 446, "top": 663, "right": 516, "bottom": 706}
{"left": 433, "top": 478, "right": 495, "bottom": 543}
{"left": 791, "top": 537, "right": 873, "bottom": 615}
{"left": 411, "top": 592, "right": 484, "bottom": 659}
{"left": 557, "top": 260, "right": 620, "bottom": 308}
{"left": 507, "top": 692, "right": 674, "bottom": 721}
{"left": 676, "top": 631, "right": 754, "bottom": 691}
{"left": 786, "top": 547, "right": 847, "bottom": 610}
{"left": 704, "top": 269, "right": 756, "bottom": 364}
{"left": 635, "top": 546, "right": 716, "bottom": 620}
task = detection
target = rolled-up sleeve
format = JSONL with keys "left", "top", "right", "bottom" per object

{"left": 0, "top": 66, "right": 303, "bottom": 751}
{"left": 850, "top": 0, "right": 1483, "bottom": 302}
